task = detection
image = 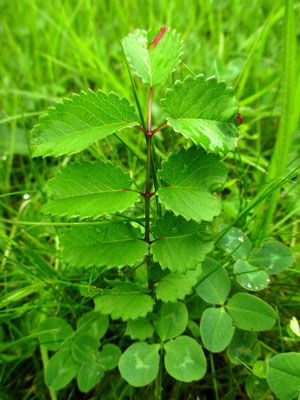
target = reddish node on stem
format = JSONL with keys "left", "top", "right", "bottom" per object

{"left": 147, "top": 26, "right": 167, "bottom": 49}
{"left": 236, "top": 112, "right": 243, "bottom": 125}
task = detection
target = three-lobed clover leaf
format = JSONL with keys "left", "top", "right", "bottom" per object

{"left": 42, "top": 161, "right": 140, "bottom": 220}
{"left": 122, "top": 27, "right": 183, "bottom": 87}
{"left": 157, "top": 146, "right": 228, "bottom": 222}
{"left": 31, "top": 90, "right": 138, "bottom": 157}
{"left": 162, "top": 75, "right": 240, "bottom": 154}
{"left": 60, "top": 222, "right": 148, "bottom": 269}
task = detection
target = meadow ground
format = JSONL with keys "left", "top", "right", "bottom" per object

{"left": 0, "top": 0, "right": 299, "bottom": 399}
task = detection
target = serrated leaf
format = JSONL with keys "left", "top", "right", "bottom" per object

{"left": 97, "top": 344, "right": 121, "bottom": 370}
{"left": 227, "top": 329, "right": 260, "bottom": 366}
{"left": 196, "top": 258, "right": 231, "bottom": 305}
{"left": 77, "top": 361, "right": 104, "bottom": 393}
{"left": 31, "top": 90, "right": 138, "bottom": 157}
{"left": 157, "top": 147, "right": 228, "bottom": 222}
{"left": 153, "top": 302, "right": 188, "bottom": 341}
{"left": 122, "top": 28, "right": 183, "bottom": 86}
{"left": 234, "top": 260, "right": 270, "bottom": 291}
{"left": 155, "top": 268, "right": 201, "bottom": 303}
{"left": 72, "top": 334, "right": 99, "bottom": 363}
{"left": 38, "top": 317, "right": 74, "bottom": 351}
{"left": 42, "top": 161, "right": 140, "bottom": 219}
{"left": 267, "top": 353, "right": 300, "bottom": 400}
{"left": 118, "top": 342, "right": 160, "bottom": 387}
{"left": 164, "top": 336, "right": 207, "bottom": 382}
{"left": 45, "top": 348, "right": 79, "bottom": 390}
{"left": 227, "top": 293, "right": 276, "bottom": 331}
{"left": 94, "top": 282, "right": 154, "bottom": 321}
{"left": 126, "top": 319, "right": 154, "bottom": 341}
{"left": 218, "top": 225, "right": 251, "bottom": 260}
{"left": 162, "top": 75, "right": 239, "bottom": 154}
{"left": 61, "top": 223, "right": 148, "bottom": 269}
{"left": 248, "top": 241, "right": 293, "bottom": 275}
{"left": 77, "top": 311, "right": 109, "bottom": 340}
{"left": 151, "top": 213, "right": 213, "bottom": 273}
{"left": 200, "top": 308, "right": 234, "bottom": 352}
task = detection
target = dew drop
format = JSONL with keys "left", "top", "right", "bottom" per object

{"left": 267, "top": 278, "right": 270, "bottom": 282}
{"left": 23, "top": 193, "right": 30, "bottom": 200}
{"left": 238, "top": 236, "right": 244, "bottom": 243}
{"left": 247, "top": 283, "right": 252, "bottom": 288}
{"left": 2, "top": 155, "right": 7, "bottom": 161}
{"left": 269, "top": 264, "right": 274, "bottom": 270}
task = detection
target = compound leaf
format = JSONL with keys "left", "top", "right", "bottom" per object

{"left": 218, "top": 225, "right": 251, "bottom": 260}
{"left": 227, "top": 293, "right": 276, "bottom": 331}
{"left": 122, "top": 28, "right": 183, "bottom": 86}
{"left": 31, "top": 90, "right": 138, "bottom": 157}
{"left": 97, "top": 344, "right": 121, "bottom": 370}
{"left": 196, "top": 258, "right": 231, "bottom": 305}
{"left": 155, "top": 269, "right": 201, "bottom": 303}
{"left": 234, "top": 260, "right": 270, "bottom": 291}
{"left": 42, "top": 161, "right": 140, "bottom": 219}
{"left": 45, "top": 348, "right": 79, "bottom": 390}
{"left": 248, "top": 241, "right": 293, "bottom": 275}
{"left": 162, "top": 75, "right": 240, "bottom": 154}
{"left": 151, "top": 213, "right": 213, "bottom": 273}
{"left": 94, "top": 282, "right": 154, "bottom": 321}
{"left": 126, "top": 319, "right": 154, "bottom": 341}
{"left": 267, "top": 353, "right": 300, "bottom": 400}
{"left": 38, "top": 317, "right": 74, "bottom": 351}
{"left": 77, "top": 361, "right": 104, "bottom": 393}
{"left": 153, "top": 302, "right": 188, "bottom": 341}
{"left": 164, "top": 336, "right": 207, "bottom": 382}
{"left": 61, "top": 223, "right": 148, "bottom": 269}
{"left": 77, "top": 311, "right": 109, "bottom": 340}
{"left": 158, "top": 147, "right": 228, "bottom": 222}
{"left": 118, "top": 342, "right": 160, "bottom": 387}
{"left": 200, "top": 307, "right": 234, "bottom": 352}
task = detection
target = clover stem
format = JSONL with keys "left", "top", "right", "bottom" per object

{"left": 144, "top": 86, "right": 153, "bottom": 244}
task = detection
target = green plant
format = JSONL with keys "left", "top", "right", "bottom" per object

{"left": 30, "top": 26, "right": 296, "bottom": 399}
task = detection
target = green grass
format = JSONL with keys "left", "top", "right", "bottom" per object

{"left": 0, "top": 0, "right": 299, "bottom": 399}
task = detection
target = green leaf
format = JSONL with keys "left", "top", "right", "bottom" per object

{"left": 234, "top": 260, "right": 270, "bottom": 291}
{"left": 45, "top": 348, "right": 80, "bottom": 390}
{"left": 227, "top": 329, "right": 260, "bottom": 366}
{"left": 151, "top": 213, "right": 213, "bottom": 273}
{"left": 118, "top": 342, "right": 160, "bottom": 387}
{"left": 38, "top": 317, "right": 74, "bottom": 351}
{"left": 158, "top": 147, "right": 228, "bottom": 222}
{"left": 126, "top": 319, "right": 154, "bottom": 341}
{"left": 227, "top": 293, "right": 276, "bottom": 331}
{"left": 267, "top": 353, "right": 300, "bottom": 400}
{"left": 97, "top": 344, "right": 121, "bottom": 370}
{"left": 200, "top": 307, "right": 234, "bottom": 352}
{"left": 155, "top": 268, "right": 201, "bottom": 303}
{"left": 218, "top": 225, "right": 251, "bottom": 260}
{"left": 153, "top": 302, "right": 188, "bottom": 341}
{"left": 94, "top": 282, "right": 154, "bottom": 321}
{"left": 31, "top": 90, "right": 138, "bottom": 157}
{"left": 252, "top": 360, "right": 267, "bottom": 379}
{"left": 162, "top": 75, "right": 240, "bottom": 154}
{"left": 248, "top": 241, "right": 293, "bottom": 275}
{"left": 72, "top": 334, "right": 99, "bottom": 363}
{"left": 164, "top": 336, "right": 207, "bottom": 382}
{"left": 61, "top": 223, "right": 148, "bottom": 269}
{"left": 77, "top": 361, "right": 104, "bottom": 393}
{"left": 42, "top": 161, "right": 140, "bottom": 219}
{"left": 196, "top": 258, "right": 231, "bottom": 305}
{"left": 122, "top": 28, "right": 183, "bottom": 87}
{"left": 245, "top": 376, "right": 269, "bottom": 400}
{"left": 77, "top": 311, "right": 109, "bottom": 340}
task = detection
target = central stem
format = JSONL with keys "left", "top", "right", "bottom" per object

{"left": 145, "top": 87, "right": 153, "bottom": 244}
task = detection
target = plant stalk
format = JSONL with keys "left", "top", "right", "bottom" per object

{"left": 144, "top": 87, "right": 153, "bottom": 244}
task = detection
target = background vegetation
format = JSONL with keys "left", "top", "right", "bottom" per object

{"left": 0, "top": 0, "right": 299, "bottom": 399}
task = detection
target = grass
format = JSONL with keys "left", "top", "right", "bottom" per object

{"left": 0, "top": 0, "right": 299, "bottom": 399}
